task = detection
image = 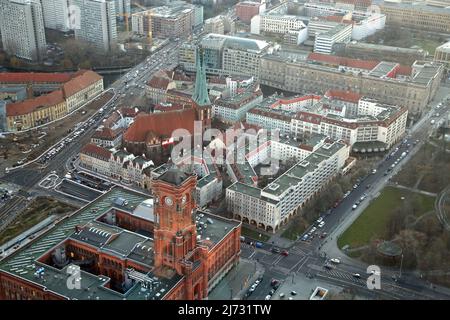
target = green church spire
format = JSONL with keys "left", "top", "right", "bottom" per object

{"left": 192, "top": 47, "right": 211, "bottom": 107}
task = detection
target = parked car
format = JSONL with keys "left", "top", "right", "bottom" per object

{"left": 281, "top": 250, "right": 289, "bottom": 256}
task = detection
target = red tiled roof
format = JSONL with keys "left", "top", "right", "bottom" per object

{"left": 148, "top": 75, "right": 172, "bottom": 90}
{"left": 80, "top": 143, "right": 112, "bottom": 160}
{"left": 120, "top": 107, "right": 138, "bottom": 117}
{"left": 6, "top": 90, "right": 65, "bottom": 117}
{"left": 123, "top": 108, "right": 197, "bottom": 142}
{"left": 307, "top": 53, "right": 379, "bottom": 70}
{"left": 295, "top": 111, "right": 323, "bottom": 125}
{"left": 103, "top": 112, "right": 121, "bottom": 128}
{"left": 248, "top": 108, "right": 292, "bottom": 122}
{"left": 92, "top": 127, "right": 123, "bottom": 141}
{"left": 0, "top": 72, "right": 72, "bottom": 84}
{"left": 62, "top": 70, "right": 102, "bottom": 98}
{"left": 278, "top": 95, "right": 322, "bottom": 105}
{"left": 325, "top": 89, "right": 362, "bottom": 103}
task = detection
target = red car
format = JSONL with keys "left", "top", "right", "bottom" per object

{"left": 281, "top": 250, "right": 289, "bottom": 256}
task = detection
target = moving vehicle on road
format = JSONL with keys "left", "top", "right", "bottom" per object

{"left": 330, "top": 258, "right": 341, "bottom": 264}
{"left": 271, "top": 247, "right": 281, "bottom": 254}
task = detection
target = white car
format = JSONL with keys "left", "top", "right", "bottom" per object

{"left": 265, "top": 295, "right": 271, "bottom": 300}
{"left": 330, "top": 258, "right": 341, "bottom": 264}
{"left": 318, "top": 221, "right": 325, "bottom": 228}
{"left": 352, "top": 204, "right": 358, "bottom": 210}
{"left": 316, "top": 217, "right": 324, "bottom": 223}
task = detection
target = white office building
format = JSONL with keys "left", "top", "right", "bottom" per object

{"left": 226, "top": 135, "right": 350, "bottom": 232}
{"left": 313, "top": 24, "right": 352, "bottom": 54}
{"left": 0, "top": 0, "right": 46, "bottom": 61}
{"left": 212, "top": 83, "right": 263, "bottom": 123}
{"left": 71, "top": 0, "right": 117, "bottom": 51}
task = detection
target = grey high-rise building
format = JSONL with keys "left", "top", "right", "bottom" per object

{"left": 0, "top": 0, "right": 47, "bottom": 61}
{"left": 40, "top": 0, "right": 71, "bottom": 32}
{"left": 115, "top": 0, "right": 130, "bottom": 21}
{"left": 71, "top": 0, "right": 117, "bottom": 51}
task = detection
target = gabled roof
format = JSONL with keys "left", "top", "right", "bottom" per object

{"left": 6, "top": 90, "right": 65, "bottom": 116}
{"left": 123, "top": 108, "right": 197, "bottom": 142}
{"left": 148, "top": 75, "right": 172, "bottom": 90}
{"left": 92, "top": 127, "right": 123, "bottom": 141}
{"left": 62, "top": 70, "right": 103, "bottom": 97}
{"left": 325, "top": 89, "right": 362, "bottom": 104}
{"left": 120, "top": 107, "right": 138, "bottom": 118}
{"left": 0, "top": 72, "right": 73, "bottom": 84}
{"left": 80, "top": 143, "right": 112, "bottom": 161}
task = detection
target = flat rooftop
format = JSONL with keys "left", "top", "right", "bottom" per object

{"left": 381, "top": 2, "right": 450, "bottom": 14}
{"left": 262, "top": 151, "right": 330, "bottom": 197}
{"left": 436, "top": 41, "right": 450, "bottom": 53}
{"left": 0, "top": 186, "right": 240, "bottom": 300}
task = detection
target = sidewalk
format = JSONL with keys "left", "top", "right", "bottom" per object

{"left": 270, "top": 272, "right": 349, "bottom": 300}
{"left": 208, "top": 259, "right": 264, "bottom": 300}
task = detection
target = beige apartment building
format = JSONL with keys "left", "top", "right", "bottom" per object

{"left": 260, "top": 55, "right": 443, "bottom": 115}
{"left": 380, "top": 3, "right": 450, "bottom": 34}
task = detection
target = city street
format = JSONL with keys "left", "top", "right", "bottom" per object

{"left": 239, "top": 88, "right": 450, "bottom": 300}
{"left": 0, "top": 39, "right": 182, "bottom": 241}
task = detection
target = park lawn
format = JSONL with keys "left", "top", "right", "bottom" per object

{"left": 414, "top": 38, "right": 441, "bottom": 54}
{"left": 338, "top": 187, "right": 435, "bottom": 250}
{"left": 241, "top": 226, "right": 271, "bottom": 242}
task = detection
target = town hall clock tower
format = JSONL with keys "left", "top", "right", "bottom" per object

{"left": 152, "top": 167, "right": 198, "bottom": 275}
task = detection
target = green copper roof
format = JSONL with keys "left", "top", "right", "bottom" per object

{"left": 192, "top": 48, "right": 211, "bottom": 107}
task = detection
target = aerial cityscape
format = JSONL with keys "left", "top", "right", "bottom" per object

{"left": 0, "top": 0, "right": 450, "bottom": 304}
